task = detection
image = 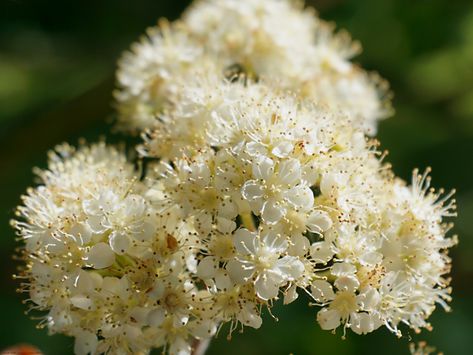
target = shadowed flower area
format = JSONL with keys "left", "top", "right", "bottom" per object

{"left": 0, "top": 0, "right": 472, "bottom": 354}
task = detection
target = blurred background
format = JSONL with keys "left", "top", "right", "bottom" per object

{"left": 1, "top": 0, "right": 472, "bottom": 354}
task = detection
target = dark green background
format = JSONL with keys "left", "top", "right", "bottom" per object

{"left": 1, "top": 0, "right": 472, "bottom": 354}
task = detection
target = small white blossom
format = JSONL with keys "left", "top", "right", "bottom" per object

{"left": 226, "top": 228, "right": 304, "bottom": 300}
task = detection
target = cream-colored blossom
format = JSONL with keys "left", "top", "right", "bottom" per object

{"left": 115, "top": 0, "right": 391, "bottom": 135}
{"left": 14, "top": 0, "right": 457, "bottom": 353}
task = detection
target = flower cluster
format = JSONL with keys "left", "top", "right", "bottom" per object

{"left": 13, "top": 1, "right": 456, "bottom": 355}
{"left": 115, "top": 0, "right": 392, "bottom": 136}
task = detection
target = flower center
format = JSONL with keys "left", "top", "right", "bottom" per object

{"left": 331, "top": 291, "right": 357, "bottom": 319}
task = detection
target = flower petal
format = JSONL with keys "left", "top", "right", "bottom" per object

{"left": 275, "top": 256, "right": 304, "bottom": 280}
{"left": 306, "top": 210, "right": 333, "bottom": 233}
{"left": 109, "top": 231, "right": 131, "bottom": 255}
{"left": 311, "top": 280, "right": 336, "bottom": 303}
{"left": 241, "top": 181, "right": 264, "bottom": 201}
{"left": 255, "top": 273, "right": 280, "bottom": 300}
{"left": 215, "top": 269, "right": 233, "bottom": 291}
{"left": 226, "top": 259, "right": 254, "bottom": 284}
{"left": 233, "top": 228, "right": 258, "bottom": 255}
{"left": 196, "top": 256, "right": 218, "bottom": 280}
{"left": 261, "top": 200, "right": 285, "bottom": 224}
{"left": 272, "top": 141, "right": 293, "bottom": 158}
{"left": 334, "top": 275, "right": 360, "bottom": 293}
{"left": 277, "top": 159, "right": 301, "bottom": 185}
{"left": 284, "top": 185, "right": 314, "bottom": 210}
{"left": 252, "top": 155, "right": 274, "bottom": 180}
{"left": 310, "top": 241, "right": 334, "bottom": 264}
{"left": 237, "top": 302, "right": 262, "bottom": 329}
{"left": 86, "top": 242, "right": 115, "bottom": 269}
{"left": 317, "top": 308, "right": 341, "bottom": 330}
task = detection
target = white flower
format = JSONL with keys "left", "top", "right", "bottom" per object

{"left": 85, "top": 242, "right": 116, "bottom": 269}
{"left": 83, "top": 192, "right": 149, "bottom": 254}
{"left": 161, "top": 151, "right": 238, "bottom": 236}
{"left": 210, "top": 269, "right": 263, "bottom": 329}
{"left": 147, "top": 276, "right": 197, "bottom": 328}
{"left": 73, "top": 330, "right": 99, "bottom": 355}
{"left": 13, "top": 1, "right": 458, "bottom": 351}
{"left": 313, "top": 273, "right": 382, "bottom": 334}
{"left": 226, "top": 228, "right": 304, "bottom": 300}
{"left": 196, "top": 232, "right": 235, "bottom": 280}
{"left": 242, "top": 156, "right": 314, "bottom": 224}
{"left": 115, "top": 21, "right": 204, "bottom": 132}
{"left": 116, "top": 0, "right": 392, "bottom": 137}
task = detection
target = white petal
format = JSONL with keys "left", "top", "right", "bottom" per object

{"left": 70, "top": 296, "right": 94, "bottom": 311}
{"left": 350, "top": 312, "right": 382, "bottom": 335}
{"left": 247, "top": 196, "right": 264, "bottom": 215}
{"left": 310, "top": 242, "right": 334, "bottom": 264}
{"left": 215, "top": 269, "right": 233, "bottom": 291}
{"left": 241, "top": 180, "right": 264, "bottom": 201}
{"left": 74, "top": 270, "right": 95, "bottom": 293}
{"left": 261, "top": 231, "right": 287, "bottom": 253}
{"left": 102, "top": 276, "right": 129, "bottom": 300}
{"left": 261, "top": 200, "right": 285, "bottom": 224}
{"left": 173, "top": 312, "right": 189, "bottom": 327}
{"left": 277, "top": 159, "right": 301, "bottom": 185}
{"left": 317, "top": 308, "right": 341, "bottom": 330}
{"left": 147, "top": 280, "right": 165, "bottom": 300}
{"left": 311, "top": 280, "right": 336, "bottom": 303}
{"left": 245, "top": 141, "right": 266, "bottom": 156}
{"left": 123, "top": 194, "right": 146, "bottom": 217}
{"left": 124, "top": 324, "right": 142, "bottom": 340}
{"left": 169, "top": 337, "right": 192, "bottom": 355}
{"left": 331, "top": 262, "right": 357, "bottom": 277}
{"left": 216, "top": 217, "right": 236, "bottom": 234}
{"left": 74, "top": 330, "right": 98, "bottom": 355}
{"left": 226, "top": 259, "right": 254, "bottom": 284}
{"left": 83, "top": 190, "right": 118, "bottom": 215}
{"left": 284, "top": 185, "right": 314, "bottom": 210}
{"left": 195, "top": 213, "right": 212, "bottom": 236}
{"left": 320, "top": 172, "right": 347, "bottom": 197}
{"left": 275, "top": 256, "right": 304, "bottom": 281}
{"left": 50, "top": 309, "right": 72, "bottom": 329}
{"left": 196, "top": 256, "right": 218, "bottom": 280}
{"left": 252, "top": 155, "right": 274, "bottom": 180}
{"left": 137, "top": 221, "right": 156, "bottom": 242}
{"left": 255, "top": 274, "right": 280, "bottom": 300}
{"left": 334, "top": 275, "right": 360, "bottom": 293}
{"left": 284, "top": 284, "right": 299, "bottom": 305}
{"left": 86, "top": 242, "right": 115, "bottom": 269}
{"left": 82, "top": 198, "right": 102, "bottom": 216}
{"left": 217, "top": 199, "right": 238, "bottom": 219}
{"left": 109, "top": 231, "right": 131, "bottom": 255}
{"left": 357, "top": 287, "right": 381, "bottom": 311}
{"left": 237, "top": 302, "right": 262, "bottom": 329}
{"left": 130, "top": 307, "right": 150, "bottom": 326}
{"left": 191, "top": 319, "right": 217, "bottom": 339}
{"left": 272, "top": 141, "right": 293, "bottom": 158}
{"left": 69, "top": 223, "right": 93, "bottom": 245}
{"left": 306, "top": 210, "right": 333, "bottom": 233}
{"left": 233, "top": 228, "right": 258, "bottom": 255}
{"left": 359, "top": 251, "right": 383, "bottom": 266}
{"left": 86, "top": 215, "right": 108, "bottom": 233}
{"left": 288, "top": 234, "right": 309, "bottom": 256}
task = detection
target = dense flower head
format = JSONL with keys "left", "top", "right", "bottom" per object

{"left": 14, "top": 79, "right": 456, "bottom": 354}
{"left": 13, "top": 143, "right": 217, "bottom": 354}
{"left": 115, "top": 0, "right": 392, "bottom": 136}
{"left": 13, "top": 0, "right": 457, "bottom": 354}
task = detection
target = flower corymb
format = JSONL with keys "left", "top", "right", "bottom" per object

{"left": 13, "top": 0, "right": 456, "bottom": 354}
